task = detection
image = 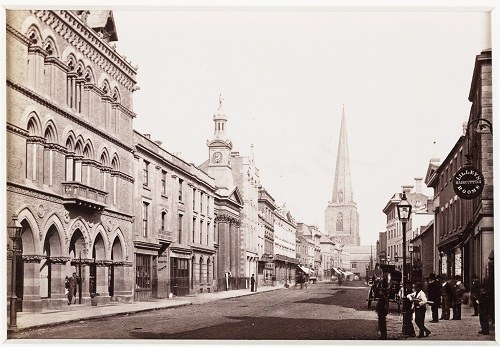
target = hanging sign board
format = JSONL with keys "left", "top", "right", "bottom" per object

{"left": 453, "top": 166, "right": 484, "bottom": 199}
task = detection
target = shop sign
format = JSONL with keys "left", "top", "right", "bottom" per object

{"left": 453, "top": 166, "right": 484, "bottom": 199}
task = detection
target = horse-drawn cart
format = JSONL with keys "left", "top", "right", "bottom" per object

{"left": 367, "top": 264, "right": 402, "bottom": 312}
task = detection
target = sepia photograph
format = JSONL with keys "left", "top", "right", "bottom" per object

{"left": 2, "top": 0, "right": 498, "bottom": 344}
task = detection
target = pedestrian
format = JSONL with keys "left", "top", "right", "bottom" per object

{"left": 478, "top": 282, "right": 490, "bottom": 335}
{"left": 376, "top": 280, "right": 389, "bottom": 339}
{"left": 452, "top": 275, "right": 465, "bottom": 320}
{"left": 68, "top": 272, "right": 78, "bottom": 305}
{"left": 250, "top": 274, "right": 256, "bottom": 292}
{"left": 427, "top": 273, "right": 441, "bottom": 323}
{"left": 407, "top": 282, "right": 431, "bottom": 338}
{"left": 64, "top": 276, "right": 70, "bottom": 303}
{"left": 440, "top": 274, "right": 452, "bottom": 320}
{"left": 470, "top": 275, "right": 480, "bottom": 316}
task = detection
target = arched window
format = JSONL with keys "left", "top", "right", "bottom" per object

{"left": 336, "top": 213, "right": 343, "bottom": 231}
{"left": 100, "top": 150, "right": 110, "bottom": 191}
{"left": 111, "top": 155, "right": 119, "bottom": 205}
{"left": 43, "top": 124, "right": 57, "bottom": 185}
{"left": 26, "top": 115, "right": 41, "bottom": 181}
{"left": 199, "top": 256, "right": 204, "bottom": 284}
{"left": 207, "top": 258, "right": 210, "bottom": 285}
{"left": 73, "top": 139, "right": 83, "bottom": 182}
{"left": 26, "top": 26, "right": 43, "bottom": 89}
{"left": 66, "top": 55, "right": 77, "bottom": 108}
{"left": 65, "top": 134, "right": 75, "bottom": 181}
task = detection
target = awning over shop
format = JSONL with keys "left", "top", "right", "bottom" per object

{"left": 297, "top": 265, "right": 310, "bottom": 274}
{"left": 344, "top": 271, "right": 355, "bottom": 276}
{"left": 332, "top": 268, "right": 342, "bottom": 275}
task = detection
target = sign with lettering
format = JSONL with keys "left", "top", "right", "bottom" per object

{"left": 453, "top": 166, "right": 484, "bottom": 199}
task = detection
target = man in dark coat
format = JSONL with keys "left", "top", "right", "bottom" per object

{"left": 376, "top": 280, "right": 389, "bottom": 339}
{"left": 440, "top": 274, "right": 452, "bottom": 320}
{"left": 250, "top": 274, "right": 256, "bottom": 292}
{"left": 478, "top": 282, "right": 490, "bottom": 335}
{"left": 427, "top": 273, "right": 441, "bottom": 323}
{"left": 470, "top": 276, "right": 480, "bottom": 316}
{"left": 452, "top": 275, "right": 465, "bottom": 320}
{"left": 68, "top": 272, "right": 78, "bottom": 305}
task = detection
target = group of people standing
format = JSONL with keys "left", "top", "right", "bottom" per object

{"left": 376, "top": 270, "right": 492, "bottom": 339}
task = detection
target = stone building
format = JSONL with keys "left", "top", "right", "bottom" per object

{"left": 230, "top": 149, "right": 260, "bottom": 282}
{"left": 274, "top": 205, "right": 298, "bottom": 284}
{"left": 133, "top": 131, "right": 217, "bottom": 299}
{"left": 257, "top": 187, "right": 276, "bottom": 286}
{"left": 424, "top": 48, "right": 493, "bottom": 290}
{"left": 199, "top": 98, "right": 243, "bottom": 290}
{"left": 382, "top": 182, "right": 432, "bottom": 275}
{"left": 324, "top": 106, "right": 360, "bottom": 246}
{"left": 6, "top": 10, "right": 137, "bottom": 312}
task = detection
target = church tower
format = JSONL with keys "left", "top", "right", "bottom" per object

{"left": 324, "top": 106, "right": 360, "bottom": 246}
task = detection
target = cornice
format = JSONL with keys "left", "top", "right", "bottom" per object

{"left": 6, "top": 123, "right": 29, "bottom": 137}
{"left": 6, "top": 24, "right": 31, "bottom": 45}
{"left": 7, "top": 79, "right": 134, "bottom": 153}
{"left": 33, "top": 10, "right": 137, "bottom": 91}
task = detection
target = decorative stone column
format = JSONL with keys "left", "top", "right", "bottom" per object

{"left": 21, "top": 254, "right": 44, "bottom": 312}
{"left": 112, "top": 261, "right": 133, "bottom": 302}
{"left": 94, "top": 260, "right": 111, "bottom": 305}
{"left": 49, "top": 257, "right": 70, "bottom": 309}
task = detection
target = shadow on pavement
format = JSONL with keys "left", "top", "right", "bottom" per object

{"left": 129, "top": 316, "right": 379, "bottom": 340}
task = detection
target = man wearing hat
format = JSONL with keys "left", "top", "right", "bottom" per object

{"left": 427, "top": 273, "right": 441, "bottom": 323}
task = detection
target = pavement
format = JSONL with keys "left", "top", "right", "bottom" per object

{"left": 7, "top": 281, "right": 497, "bottom": 342}
{"left": 385, "top": 298, "right": 496, "bottom": 341}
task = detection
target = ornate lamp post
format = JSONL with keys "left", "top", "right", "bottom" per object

{"left": 397, "top": 191, "right": 412, "bottom": 335}
{"left": 397, "top": 192, "right": 412, "bottom": 297}
{"left": 8, "top": 215, "right": 23, "bottom": 330}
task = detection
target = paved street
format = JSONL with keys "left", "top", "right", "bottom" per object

{"left": 9, "top": 282, "right": 495, "bottom": 341}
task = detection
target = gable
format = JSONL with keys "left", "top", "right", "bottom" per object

{"left": 228, "top": 187, "right": 243, "bottom": 205}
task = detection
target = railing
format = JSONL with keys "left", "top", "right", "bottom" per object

{"left": 62, "top": 181, "right": 108, "bottom": 209}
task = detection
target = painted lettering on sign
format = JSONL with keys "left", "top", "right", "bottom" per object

{"left": 453, "top": 166, "right": 484, "bottom": 200}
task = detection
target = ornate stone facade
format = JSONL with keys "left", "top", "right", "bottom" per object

{"left": 6, "top": 10, "right": 136, "bottom": 312}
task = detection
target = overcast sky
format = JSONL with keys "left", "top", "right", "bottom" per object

{"left": 112, "top": 8, "right": 490, "bottom": 246}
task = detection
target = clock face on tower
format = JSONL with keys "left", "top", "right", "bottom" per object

{"left": 212, "top": 151, "right": 223, "bottom": 163}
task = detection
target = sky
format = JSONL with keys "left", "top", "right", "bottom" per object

{"left": 110, "top": 7, "right": 491, "bottom": 246}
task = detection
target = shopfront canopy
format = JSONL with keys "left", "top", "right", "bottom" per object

{"left": 297, "top": 265, "right": 310, "bottom": 274}
{"left": 332, "top": 268, "right": 342, "bottom": 275}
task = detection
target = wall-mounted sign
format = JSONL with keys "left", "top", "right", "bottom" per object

{"left": 453, "top": 166, "right": 484, "bottom": 199}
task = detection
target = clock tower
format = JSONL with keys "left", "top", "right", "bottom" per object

{"left": 206, "top": 95, "right": 234, "bottom": 189}
{"left": 324, "top": 106, "right": 360, "bottom": 246}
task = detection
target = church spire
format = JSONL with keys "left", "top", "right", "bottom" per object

{"left": 331, "top": 105, "right": 353, "bottom": 204}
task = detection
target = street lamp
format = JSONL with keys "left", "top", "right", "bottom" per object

{"left": 397, "top": 191, "right": 412, "bottom": 336}
{"left": 8, "top": 214, "right": 23, "bottom": 330}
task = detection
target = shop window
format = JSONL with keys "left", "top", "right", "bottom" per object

{"left": 135, "top": 254, "right": 151, "bottom": 289}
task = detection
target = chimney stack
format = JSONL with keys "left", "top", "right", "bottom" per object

{"left": 144, "top": 133, "right": 151, "bottom": 139}
{"left": 414, "top": 177, "right": 423, "bottom": 194}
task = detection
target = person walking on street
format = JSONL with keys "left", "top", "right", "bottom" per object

{"left": 478, "top": 282, "right": 490, "bottom": 335}
{"left": 68, "top": 272, "right": 78, "bottom": 305}
{"left": 452, "top": 275, "right": 465, "bottom": 320}
{"left": 470, "top": 276, "right": 480, "bottom": 316}
{"left": 440, "top": 274, "right": 452, "bottom": 320}
{"left": 376, "top": 280, "right": 389, "bottom": 340}
{"left": 65, "top": 276, "right": 70, "bottom": 304}
{"left": 250, "top": 274, "right": 256, "bottom": 292}
{"left": 407, "top": 282, "right": 431, "bottom": 338}
{"left": 427, "top": 273, "right": 441, "bottom": 323}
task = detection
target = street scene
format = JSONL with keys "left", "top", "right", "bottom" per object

{"left": 3, "top": 3, "right": 496, "bottom": 343}
{"left": 7, "top": 282, "right": 495, "bottom": 340}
